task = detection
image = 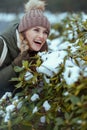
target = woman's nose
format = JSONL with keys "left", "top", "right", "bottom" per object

{"left": 39, "top": 32, "right": 44, "bottom": 38}
{"left": 38, "top": 33, "right": 44, "bottom": 40}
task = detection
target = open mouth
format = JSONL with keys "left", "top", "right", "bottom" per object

{"left": 34, "top": 40, "right": 42, "bottom": 45}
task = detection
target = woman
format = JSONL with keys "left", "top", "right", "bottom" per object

{"left": 0, "top": 0, "right": 50, "bottom": 97}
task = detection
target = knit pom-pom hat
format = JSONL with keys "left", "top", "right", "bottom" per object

{"left": 18, "top": 0, "right": 50, "bottom": 34}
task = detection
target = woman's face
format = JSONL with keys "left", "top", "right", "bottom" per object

{"left": 25, "top": 26, "right": 48, "bottom": 51}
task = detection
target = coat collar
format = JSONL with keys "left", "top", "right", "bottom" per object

{"left": 16, "top": 29, "right": 21, "bottom": 49}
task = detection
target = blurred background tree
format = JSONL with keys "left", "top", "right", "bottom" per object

{"left": 47, "top": 0, "right": 87, "bottom": 12}
{"left": 0, "top": 0, "right": 87, "bottom": 13}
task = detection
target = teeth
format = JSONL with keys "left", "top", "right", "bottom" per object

{"left": 36, "top": 40, "right": 41, "bottom": 43}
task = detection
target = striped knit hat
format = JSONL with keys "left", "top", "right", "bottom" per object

{"left": 18, "top": 0, "right": 50, "bottom": 34}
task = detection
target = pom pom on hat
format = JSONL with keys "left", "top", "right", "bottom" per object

{"left": 18, "top": 0, "right": 50, "bottom": 34}
{"left": 25, "top": 0, "right": 45, "bottom": 12}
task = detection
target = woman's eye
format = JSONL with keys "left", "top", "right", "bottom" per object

{"left": 44, "top": 31, "right": 49, "bottom": 35}
{"left": 34, "top": 28, "right": 39, "bottom": 32}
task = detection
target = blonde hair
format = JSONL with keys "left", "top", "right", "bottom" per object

{"left": 19, "top": 32, "right": 29, "bottom": 52}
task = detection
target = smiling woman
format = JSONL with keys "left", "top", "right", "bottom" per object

{"left": 25, "top": 26, "right": 48, "bottom": 51}
{"left": 0, "top": 0, "right": 50, "bottom": 97}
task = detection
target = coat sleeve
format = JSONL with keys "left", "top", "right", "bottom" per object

{"left": 0, "top": 38, "right": 17, "bottom": 96}
{"left": 0, "top": 65, "right": 17, "bottom": 94}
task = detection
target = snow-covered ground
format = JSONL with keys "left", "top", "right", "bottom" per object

{"left": 0, "top": 11, "right": 87, "bottom": 32}
{"left": 0, "top": 11, "right": 68, "bottom": 23}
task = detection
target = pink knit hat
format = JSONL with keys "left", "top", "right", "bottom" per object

{"left": 18, "top": 0, "right": 50, "bottom": 34}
